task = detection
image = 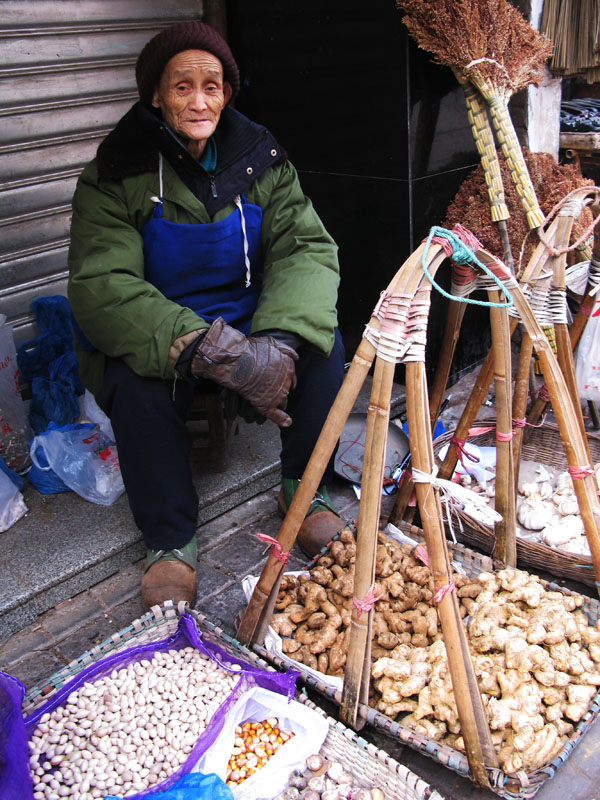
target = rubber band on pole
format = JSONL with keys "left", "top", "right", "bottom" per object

{"left": 513, "top": 413, "right": 546, "bottom": 429}
{"left": 535, "top": 384, "right": 551, "bottom": 403}
{"left": 421, "top": 226, "right": 514, "bottom": 308}
{"left": 352, "top": 584, "right": 382, "bottom": 619}
{"left": 568, "top": 464, "right": 595, "bottom": 480}
{"left": 496, "top": 430, "right": 514, "bottom": 442}
{"left": 256, "top": 533, "right": 289, "bottom": 566}
{"left": 434, "top": 581, "right": 456, "bottom": 604}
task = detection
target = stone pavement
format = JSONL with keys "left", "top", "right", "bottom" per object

{"left": 1, "top": 374, "right": 600, "bottom": 800}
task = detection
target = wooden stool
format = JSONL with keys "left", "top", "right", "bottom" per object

{"left": 187, "top": 390, "right": 237, "bottom": 472}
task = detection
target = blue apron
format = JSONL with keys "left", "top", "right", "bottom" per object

{"left": 142, "top": 155, "right": 263, "bottom": 335}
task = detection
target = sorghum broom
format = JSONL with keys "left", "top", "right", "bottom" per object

{"left": 397, "top": 0, "right": 553, "bottom": 229}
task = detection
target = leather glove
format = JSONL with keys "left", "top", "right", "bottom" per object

{"left": 182, "top": 317, "right": 298, "bottom": 427}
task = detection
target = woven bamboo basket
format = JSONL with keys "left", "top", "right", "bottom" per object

{"left": 22, "top": 601, "right": 443, "bottom": 800}
{"left": 431, "top": 422, "right": 599, "bottom": 586}
{"left": 250, "top": 532, "right": 600, "bottom": 799}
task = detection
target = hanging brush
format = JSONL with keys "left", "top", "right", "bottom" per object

{"left": 397, "top": 0, "right": 553, "bottom": 230}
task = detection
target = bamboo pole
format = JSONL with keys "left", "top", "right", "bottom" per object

{"left": 237, "top": 242, "right": 445, "bottom": 645}
{"left": 340, "top": 354, "right": 396, "bottom": 729}
{"left": 478, "top": 249, "right": 600, "bottom": 590}
{"left": 405, "top": 360, "right": 498, "bottom": 787}
{"left": 428, "top": 301, "right": 466, "bottom": 427}
{"left": 549, "top": 214, "right": 590, "bottom": 454}
{"left": 511, "top": 329, "right": 535, "bottom": 490}
{"left": 525, "top": 210, "right": 600, "bottom": 437}
{"left": 236, "top": 337, "right": 376, "bottom": 646}
{"left": 436, "top": 217, "right": 565, "bottom": 483}
{"left": 488, "top": 290, "right": 516, "bottom": 565}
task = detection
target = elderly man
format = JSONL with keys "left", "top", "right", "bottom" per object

{"left": 67, "top": 20, "right": 345, "bottom": 608}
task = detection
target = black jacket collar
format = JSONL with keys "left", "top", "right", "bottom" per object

{"left": 96, "top": 102, "right": 286, "bottom": 215}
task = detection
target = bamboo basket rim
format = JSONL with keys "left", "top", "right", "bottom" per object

{"left": 20, "top": 602, "right": 443, "bottom": 800}
{"left": 431, "top": 421, "right": 598, "bottom": 586}
{"left": 249, "top": 531, "right": 600, "bottom": 800}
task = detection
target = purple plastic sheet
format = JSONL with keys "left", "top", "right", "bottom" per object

{"left": 18, "top": 614, "right": 298, "bottom": 799}
{"left": 0, "top": 670, "right": 34, "bottom": 800}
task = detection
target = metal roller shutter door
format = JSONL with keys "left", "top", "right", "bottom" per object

{"left": 0, "top": 0, "right": 204, "bottom": 348}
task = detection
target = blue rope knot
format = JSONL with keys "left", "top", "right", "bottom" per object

{"left": 422, "top": 226, "right": 514, "bottom": 309}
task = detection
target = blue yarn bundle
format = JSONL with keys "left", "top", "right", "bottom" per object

{"left": 17, "top": 296, "right": 84, "bottom": 435}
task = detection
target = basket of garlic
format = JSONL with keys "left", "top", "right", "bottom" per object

{"left": 432, "top": 422, "right": 600, "bottom": 587}
{"left": 251, "top": 526, "right": 600, "bottom": 799}
{"left": 14, "top": 602, "right": 444, "bottom": 800}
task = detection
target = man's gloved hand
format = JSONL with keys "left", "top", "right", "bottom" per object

{"left": 178, "top": 317, "right": 298, "bottom": 427}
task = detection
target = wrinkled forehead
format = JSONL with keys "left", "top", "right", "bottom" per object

{"left": 160, "top": 49, "right": 225, "bottom": 84}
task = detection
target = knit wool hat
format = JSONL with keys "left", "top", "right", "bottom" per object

{"left": 135, "top": 20, "right": 240, "bottom": 107}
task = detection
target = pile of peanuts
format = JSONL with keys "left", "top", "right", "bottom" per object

{"left": 226, "top": 717, "right": 294, "bottom": 785}
{"left": 28, "top": 647, "right": 241, "bottom": 800}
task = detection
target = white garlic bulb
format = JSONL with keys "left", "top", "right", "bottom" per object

{"left": 541, "top": 515, "right": 584, "bottom": 547}
{"left": 555, "top": 471, "right": 573, "bottom": 495}
{"left": 518, "top": 481, "right": 539, "bottom": 497}
{"left": 517, "top": 498, "right": 552, "bottom": 530}
{"left": 556, "top": 495, "right": 579, "bottom": 516}
{"left": 537, "top": 482, "right": 553, "bottom": 500}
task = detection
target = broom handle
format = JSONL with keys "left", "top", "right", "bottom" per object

{"left": 340, "top": 354, "right": 395, "bottom": 729}
{"left": 487, "top": 96, "right": 545, "bottom": 230}
{"left": 406, "top": 361, "right": 498, "bottom": 787}
{"left": 459, "top": 77, "right": 510, "bottom": 224}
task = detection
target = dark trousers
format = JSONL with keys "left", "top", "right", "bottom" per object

{"left": 96, "top": 329, "right": 345, "bottom": 550}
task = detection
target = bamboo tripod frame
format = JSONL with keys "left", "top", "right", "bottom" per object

{"left": 236, "top": 216, "right": 600, "bottom": 788}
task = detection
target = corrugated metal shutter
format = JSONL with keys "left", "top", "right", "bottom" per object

{"left": 0, "top": 0, "right": 204, "bottom": 347}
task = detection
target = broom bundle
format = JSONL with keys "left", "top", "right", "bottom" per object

{"left": 444, "top": 149, "right": 595, "bottom": 272}
{"left": 396, "top": 0, "right": 553, "bottom": 229}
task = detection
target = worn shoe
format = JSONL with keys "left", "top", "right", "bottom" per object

{"left": 278, "top": 478, "right": 343, "bottom": 557}
{"left": 141, "top": 537, "right": 197, "bottom": 609}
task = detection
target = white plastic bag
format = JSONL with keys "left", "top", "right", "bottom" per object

{"left": 575, "top": 301, "right": 600, "bottom": 402}
{"left": 242, "top": 573, "right": 344, "bottom": 693}
{"left": 0, "top": 314, "right": 31, "bottom": 473}
{"left": 29, "top": 423, "right": 124, "bottom": 505}
{"left": 194, "top": 687, "right": 329, "bottom": 800}
{"left": 0, "top": 468, "right": 27, "bottom": 532}
{"left": 78, "top": 389, "right": 115, "bottom": 441}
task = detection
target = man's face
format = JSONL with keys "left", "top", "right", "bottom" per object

{"left": 152, "top": 50, "right": 232, "bottom": 156}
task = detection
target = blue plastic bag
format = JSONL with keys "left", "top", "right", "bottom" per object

{"left": 104, "top": 772, "right": 234, "bottom": 800}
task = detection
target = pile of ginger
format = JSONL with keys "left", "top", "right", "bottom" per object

{"left": 269, "top": 529, "right": 600, "bottom": 776}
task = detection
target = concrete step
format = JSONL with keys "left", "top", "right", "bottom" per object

{"left": 0, "top": 420, "right": 282, "bottom": 643}
{"left": 0, "top": 377, "right": 407, "bottom": 643}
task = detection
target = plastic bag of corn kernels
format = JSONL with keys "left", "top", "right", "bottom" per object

{"left": 194, "top": 685, "right": 329, "bottom": 800}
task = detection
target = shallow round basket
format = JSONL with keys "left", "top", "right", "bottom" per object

{"left": 432, "top": 422, "right": 598, "bottom": 587}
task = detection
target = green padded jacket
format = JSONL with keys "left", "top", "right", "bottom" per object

{"left": 67, "top": 105, "right": 340, "bottom": 395}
